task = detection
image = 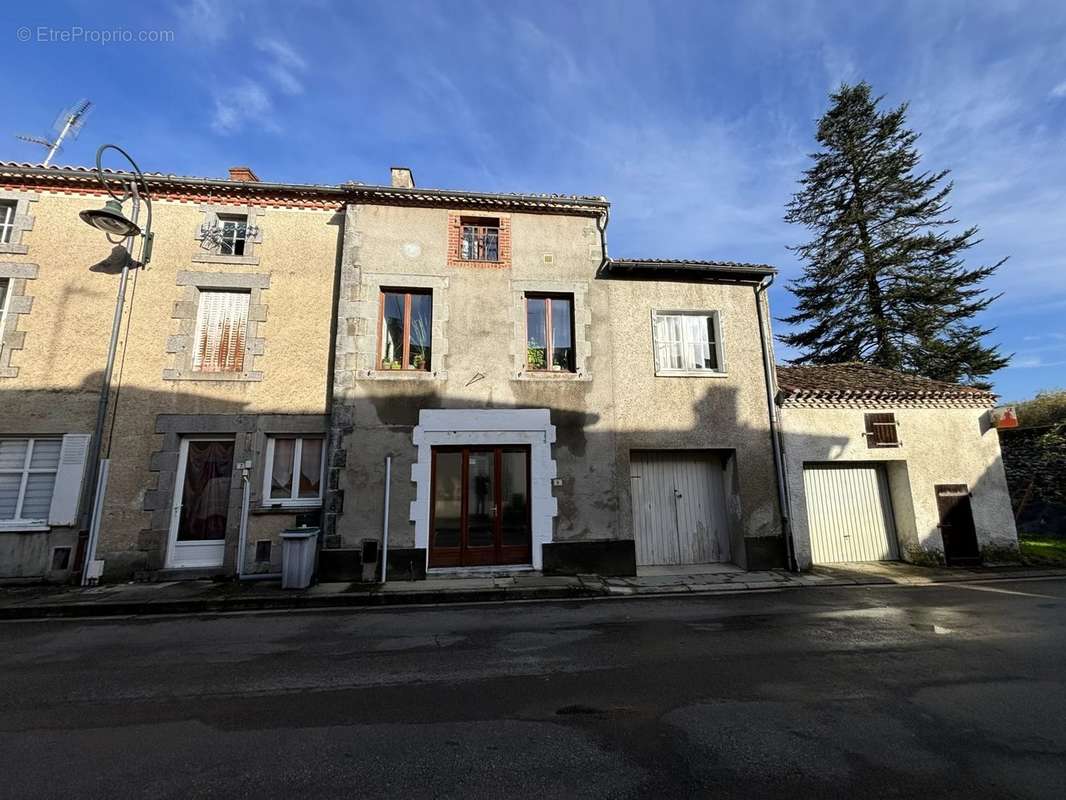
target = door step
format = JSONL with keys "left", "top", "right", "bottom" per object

{"left": 134, "top": 567, "right": 227, "bottom": 583}
{"left": 426, "top": 565, "right": 536, "bottom": 580}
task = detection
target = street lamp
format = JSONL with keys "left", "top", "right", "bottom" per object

{"left": 77, "top": 144, "right": 154, "bottom": 585}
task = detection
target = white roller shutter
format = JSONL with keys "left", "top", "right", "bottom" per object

{"left": 48, "top": 434, "right": 91, "bottom": 526}
{"left": 803, "top": 463, "right": 899, "bottom": 563}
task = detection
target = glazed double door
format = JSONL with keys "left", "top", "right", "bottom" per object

{"left": 429, "top": 446, "right": 531, "bottom": 567}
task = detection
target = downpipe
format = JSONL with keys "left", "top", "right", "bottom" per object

{"left": 755, "top": 276, "right": 798, "bottom": 572}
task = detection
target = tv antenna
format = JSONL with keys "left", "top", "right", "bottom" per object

{"left": 16, "top": 99, "right": 93, "bottom": 166}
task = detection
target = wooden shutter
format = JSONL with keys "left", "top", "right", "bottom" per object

{"left": 48, "top": 433, "right": 91, "bottom": 526}
{"left": 193, "top": 291, "right": 249, "bottom": 372}
{"left": 864, "top": 413, "right": 900, "bottom": 447}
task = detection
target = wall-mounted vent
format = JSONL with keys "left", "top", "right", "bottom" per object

{"left": 51, "top": 547, "right": 72, "bottom": 571}
{"left": 255, "top": 540, "right": 272, "bottom": 563}
{"left": 543, "top": 253, "right": 554, "bottom": 265}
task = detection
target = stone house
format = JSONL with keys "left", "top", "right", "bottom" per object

{"left": 0, "top": 161, "right": 1019, "bottom": 582}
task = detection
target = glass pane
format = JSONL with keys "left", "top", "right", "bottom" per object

{"left": 550, "top": 298, "right": 574, "bottom": 371}
{"left": 408, "top": 293, "right": 432, "bottom": 370}
{"left": 21, "top": 473, "right": 56, "bottom": 520}
{"left": 432, "top": 451, "right": 462, "bottom": 549}
{"left": 29, "top": 439, "right": 62, "bottom": 470}
{"left": 467, "top": 450, "right": 495, "bottom": 548}
{"left": 0, "top": 474, "right": 19, "bottom": 519}
{"left": 177, "top": 441, "right": 234, "bottom": 542}
{"left": 0, "top": 439, "right": 28, "bottom": 470}
{"left": 298, "top": 439, "right": 323, "bottom": 499}
{"left": 0, "top": 279, "right": 8, "bottom": 313}
{"left": 500, "top": 450, "right": 529, "bottom": 547}
{"left": 526, "top": 297, "right": 548, "bottom": 369}
{"left": 380, "top": 292, "right": 405, "bottom": 368}
{"left": 270, "top": 439, "right": 295, "bottom": 499}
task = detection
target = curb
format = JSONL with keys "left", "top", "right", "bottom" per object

{"left": 2, "top": 569, "right": 1063, "bottom": 621}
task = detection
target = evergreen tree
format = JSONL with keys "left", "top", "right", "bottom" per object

{"left": 781, "top": 81, "right": 1008, "bottom": 387}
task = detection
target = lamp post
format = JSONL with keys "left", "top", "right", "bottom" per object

{"left": 77, "top": 144, "right": 153, "bottom": 585}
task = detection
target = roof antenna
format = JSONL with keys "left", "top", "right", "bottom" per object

{"left": 16, "top": 99, "right": 93, "bottom": 166}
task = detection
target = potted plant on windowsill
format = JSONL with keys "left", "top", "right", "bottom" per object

{"left": 527, "top": 340, "right": 547, "bottom": 371}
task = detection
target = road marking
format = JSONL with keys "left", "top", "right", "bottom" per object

{"left": 944, "top": 584, "right": 1060, "bottom": 600}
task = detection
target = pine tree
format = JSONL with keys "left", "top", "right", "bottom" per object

{"left": 781, "top": 81, "right": 1008, "bottom": 387}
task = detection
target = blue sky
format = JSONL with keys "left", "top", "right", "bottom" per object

{"left": 4, "top": 0, "right": 1065, "bottom": 400}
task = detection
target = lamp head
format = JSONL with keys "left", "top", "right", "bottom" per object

{"left": 79, "top": 198, "right": 141, "bottom": 237}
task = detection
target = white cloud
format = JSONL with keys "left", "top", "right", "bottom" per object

{"left": 256, "top": 38, "right": 308, "bottom": 95}
{"left": 1051, "top": 80, "right": 1066, "bottom": 98}
{"left": 210, "top": 80, "right": 276, "bottom": 135}
{"left": 174, "top": 0, "right": 236, "bottom": 45}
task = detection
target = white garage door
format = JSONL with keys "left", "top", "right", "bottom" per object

{"left": 803, "top": 464, "right": 899, "bottom": 563}
{"left": 630, "top": 451, "right": 732, "bottom": 566}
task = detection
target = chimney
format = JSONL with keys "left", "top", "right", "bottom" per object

{"left": 228, "top": 166, "right": 260, "bottom": 182}
{"left": 390, "top": 166, "right": 415, "bottom": 189}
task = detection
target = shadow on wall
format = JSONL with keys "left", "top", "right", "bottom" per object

{"left": 0, "top": 371, "right": 329, "bottom": 582}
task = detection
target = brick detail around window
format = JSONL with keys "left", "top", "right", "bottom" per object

{"left": 162, "top": 271, "right": 269, "bottom": 382}
{"left": 509, "top": 279, "right": 592, "bottom": 382}
{"left": 0, "top": 262, "right": 38, "bottom": 378}
{"left": 446, "top": 212, "right": 511, "bottom": 269}
{"left": 0, "top": 190, "right": 39, "bottom": 255}
{"left": 191, "top": 203, "right": 265, "bottom": 266}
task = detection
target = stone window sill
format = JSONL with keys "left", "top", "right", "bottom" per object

{"left": 252, "top": 503, "right": 322, "bottom": 515}
{"left": 654, "top": 370, "right": 730, "bottom": 379}
{"left": 359, "top": 369, "right": 447, "bottom": 381}
{"left": 0, "top": 523, "right": 50, "bottom": 533}
{"left": 0, "top": 244, "right": 29, "bottom": 255}
{"left": 191, "top": 253, "right": 261, "bottom": 266}
{"left": 513, "top": 371, "right": 591, "bottom": 382}
{"left": 162, "top": 369, "right": 264, "bottom": 382}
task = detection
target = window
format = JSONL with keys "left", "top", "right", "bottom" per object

{"left": 865, "top": 413, "right": 901, "bottom": 447}
{"left": 460, "top": 216, "right": 499, "bottom": 262}
{"left": 0, "top": 438, "right": 61, "bottom": 525}
{"left": 652, "top": 311, "right": 724, "bottom": 374}
{"left": 0, "top": 201, "right": 15, "bottom": 245}
{"left": 379, "top": 289, "right": 432, "bottom": 370}
{"left": 264, "top": 437, "right": 325, "bottom": 506}
{"left": 0, "top": 278, "right": 9, "bottom": 355}
{"left": 192, "top": 290, "right": 250, "bottom": 373}
{"left": 525, "top": 294, "right": 575, "bottom": 372}
{"left": 218, "top": 214, "right": 248, "bottom": 256}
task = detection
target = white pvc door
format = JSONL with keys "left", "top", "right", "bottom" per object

{"left": 803, "top": 463, "right": 899, "bottom": 563}
{"left": 630, "top": 451, "right": 732, "bottom": 566}
{"left": 165, "top": 438, "right": 234, "bottom": 569}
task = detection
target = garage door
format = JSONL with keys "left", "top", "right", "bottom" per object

{"left": 803, "top": 464, "right": 899, "bottom": 563}
{"left": 630, "top": 451, "right": 732, "bottom": 566}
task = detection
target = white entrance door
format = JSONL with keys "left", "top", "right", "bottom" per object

{"left": 165, "top": 437, "right": 235, "bottom": 569}
{"left": 803, "top": 463, "right": 899, "bottom": 563}
{"left": 630, "top": 451, "right": 732, "bottom": 566}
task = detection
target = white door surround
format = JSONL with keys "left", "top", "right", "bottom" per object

{"left": 411, "top": 409, "right": 557, "bottom": 571}
{"left": 165, "top": 436, "right": 234, "bottom": 569}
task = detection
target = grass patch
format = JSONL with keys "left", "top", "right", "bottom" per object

{"left": 1019, "top": 535, "right": 1066, "bottom": 566}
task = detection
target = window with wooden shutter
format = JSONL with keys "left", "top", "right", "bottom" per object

{"left": 864, "top": 412, "right": 901, "bottom": 447}
{"left": 192, "top": 290, "right": 250, "bottom": 373}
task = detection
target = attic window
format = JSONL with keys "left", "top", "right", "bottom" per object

{"left": 218, "top": 214, "right": 249, "bottom": 256}
{"left": 864, "top": 413, "right": 900, "bottom": 448}
{"left": 460, "top": 217, "right": 499, "bottom": 262}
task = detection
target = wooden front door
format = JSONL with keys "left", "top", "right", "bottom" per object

{"left": 935, "top": 484, "right": 981, "bottom": 566}
{"left": 429, "top": 446, "right": 531, "bottom": 568}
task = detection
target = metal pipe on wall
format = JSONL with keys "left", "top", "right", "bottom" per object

{"left": 381, "top": 455, "right": 391, "bottom": 584}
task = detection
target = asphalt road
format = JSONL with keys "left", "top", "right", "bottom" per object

{"left": 2, "top": 579, "right": 1065, "bottom": 800}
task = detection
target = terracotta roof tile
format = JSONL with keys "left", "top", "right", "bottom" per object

{"left": 776, "top": 362, "right": 995, "bottom": 401}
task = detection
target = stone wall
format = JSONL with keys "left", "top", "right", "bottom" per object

{"left": 999, "top": 424, "right": 1066, "bottom": 536}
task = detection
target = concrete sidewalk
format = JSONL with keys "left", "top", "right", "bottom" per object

{"left": 2, "top": 562, "right": 1064, "bottom": 620}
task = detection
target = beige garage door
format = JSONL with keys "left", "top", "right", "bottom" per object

{"left": 630, "top": 451, "right": 732, "bottom": 566}
{"left": 803, "top": 463, "right": 899, "bottom": 563}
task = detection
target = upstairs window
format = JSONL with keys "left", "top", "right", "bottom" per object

{"left": 0, "top": 438, "right": 61, "bottom": 525}
{"left": 460, "top": 216, "right": 499, "bottom": 262}
{"left": 0, "top": 278, "right": 9, "bottom": 348}
{"left": 264, "top": 436, "right": 325, "bottom": 506}
{"left": 218, "top": 214, "right": 249, "bottom": 256}
{"left": 865, "top": 413, "right": 901, "bottom": 447}
{"left": 0, "top": 201, "right": 15, "bottom": 244}
{"left": 192, "top": 290, "right": 250, "bottom": 373}
{"left": 379, "top": 289, "right": 432, "bottom": 370}
{"left": 525, "top": 294, "right": 575, "bottom": 372}
{"left": 652, "top": 311, "right": 724, "bottom": 374}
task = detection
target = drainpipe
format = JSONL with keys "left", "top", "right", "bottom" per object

{"left": 595, "top": 205, "right": 610, "bottom": 276}
{"left": 754, "top": 276, "right": 798, "bottom": 572}
{"left": 380, "top": 455, "right": 391, "bottom": 584}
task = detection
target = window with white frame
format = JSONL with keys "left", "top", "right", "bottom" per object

{"left": 192, "top": 290, "right": 250, "bottom": 373}
{"left": 652, "top": 311, "right": 725, "bottom": 374}
{"left": 264, "top": 437, "right": 325, "bottom": 506}
{"left": 0, "top": 201, "right": 15, "bottom": 245}
{"left": 218, "top": 214, "right": 249, "bottom": 256}
{"left": 0, "top": 438, "right": 61, "bottom": 525}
